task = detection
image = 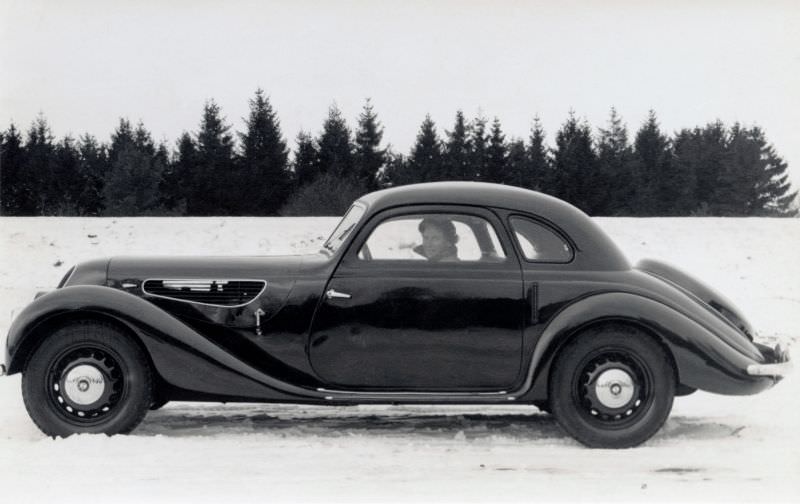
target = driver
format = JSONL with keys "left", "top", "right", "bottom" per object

{"left": 413, "top": 217, "right": 459, "bottom": 262}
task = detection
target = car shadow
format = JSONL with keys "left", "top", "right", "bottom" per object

{"left": 137, "top": 404, "right": 747, "bottom": 444}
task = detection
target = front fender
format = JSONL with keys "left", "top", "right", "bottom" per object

{"left": 519, "top": 292, "right": 775, "bottom": 400}
{"left": 5, "top": 285, "right": 314, "bottom": 400}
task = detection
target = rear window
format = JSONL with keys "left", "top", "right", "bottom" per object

{"left": 510, "top": 216, "right": 572, "bottom": 263}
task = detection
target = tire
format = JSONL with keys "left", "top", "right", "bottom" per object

{"left": 22, "top": 321, "right": 153, "bottom": 437}
{"left": 549, "top": 324, "right": 675, "bottom": 448}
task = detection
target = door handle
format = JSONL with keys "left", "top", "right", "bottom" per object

{"left": 326, "top": 288, "right": 352, "bottom": 300}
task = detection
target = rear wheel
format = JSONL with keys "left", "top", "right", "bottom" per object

{"left": 549, "top": 325, "right": 675, "bottom": 448}
{"left": 22, "top": 321, "right": 152, "bottom": 437}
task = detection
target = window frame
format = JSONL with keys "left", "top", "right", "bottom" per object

{"left": 340, "top": 205, "right": 518, "bottom": 271}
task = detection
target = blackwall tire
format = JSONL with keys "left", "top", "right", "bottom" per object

{"left": 549, "top": 325, "right": 675, "bottom": 448}
{"left": 21, "top": 321, "right": 152, "bottom": 437}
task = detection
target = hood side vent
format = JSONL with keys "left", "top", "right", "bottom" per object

{"left": 142, "top": 279, "right": 266, "bottom": 307}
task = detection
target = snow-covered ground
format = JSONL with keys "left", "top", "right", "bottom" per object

{"left": 1, "top": 216, "right": 798, "bottom": 502}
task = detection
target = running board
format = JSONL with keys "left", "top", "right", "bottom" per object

{"left": 315, "top": 387, "right": 518, "bottom": 402}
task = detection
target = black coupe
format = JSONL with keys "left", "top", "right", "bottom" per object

{"left": 1, "top": 182, "right": 791, "bottom": 447}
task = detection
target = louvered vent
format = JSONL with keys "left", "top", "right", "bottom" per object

{"left": 142, "top": 279, "right": 266, "bottom": 307}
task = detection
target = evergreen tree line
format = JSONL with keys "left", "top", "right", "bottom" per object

{"left": 1, "top": 91, "right": 796, "bottom": 217}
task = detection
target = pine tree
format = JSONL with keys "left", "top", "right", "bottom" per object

{"left": 51, "top": 135, "right": 82, "bottom": 215}
{"left": 750, "top": 127, "right": 797, "bottom": 215}
{"left": 133, "top": 121, "right": 156, "bottom": 156}
{"left": 317, "top": 103, "right": 355, "bottom": 179}
{"left": 631, "top": 111, "right": 672, "bottom": 215}
{"left": 160, "top": 132, "right": 197, "bottom": 212}
{"left": 596, "top": 108, "right": 635, "bottom": 215}
{"left": 552, "top": 112, "right": 597, "bottom": 213}
{"left": 109, "top": 118, "right": 135, "bottom": 165}
{"left": 293, "top": 131, "right": 319, "bottom": 187}
{"left": 443, "top": 110, "right": 471, "bottom": 180}
{"left": 20, "top": 115, "right": 57, "bottom": 215}
{"left": 0, "top": 123, "right": 24, "bottom": 215}
{"left": 192, "top": 100, "right": 236, "bottom": 215}
{"left": 717, "top": 125, "right": 796, "bottom": 216}
{"left": 354, "top": 99, "right": 386, "bottom": 191}
{"left": 709, "top": 123, "right": 748, "bottom": 215}
{"left": 485, "top": 117, "right": 507, "bottom": 184}
{"left": 405, "top": 114, "right": 443, "bottom": 183}
{"left": 505, "top": 139, "right": 528, "bottom": 188}
{"left": 238, "top": 89, "right": 291, "bottom": 215}
{"left": 528, "top": 117, "right": 552, "bottom": 192}
{"left": 671, "top": 127, "right": 704, "bottom": 215}
{"left": 694, "top": 121, "right": 727, "bottom": 213}
{"left": 469, "top": 115, "right": 489, "bottom": 180}
{"left": 76, "top": 134, "right": 109, "bottom": 215}
{"left": 102, "top": 144, "right": 166, "bottom": 216}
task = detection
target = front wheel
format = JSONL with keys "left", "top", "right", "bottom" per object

{"left": 549, "top": 325, "right": 675, "bottom": 448}
{"left": 22, "top": 321, "right": 153, "bottom": 437}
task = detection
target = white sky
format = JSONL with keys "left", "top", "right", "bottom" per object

{"left": 2, "top": 0, "right": 799, "bottom": 187}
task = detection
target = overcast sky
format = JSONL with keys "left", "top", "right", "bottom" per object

{"left": 2, "top": 0, "right": 798, "bottom": 187}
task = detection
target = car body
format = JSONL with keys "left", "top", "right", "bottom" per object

{"left": 1, "top": 182, "right": 791, "bottom": 447}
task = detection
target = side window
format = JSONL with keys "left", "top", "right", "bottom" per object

{"left": 510, "top": 216, "right": 572, "bottom": 263}
{"left": 359, "top": 213, "right": 507, "bottom": 263}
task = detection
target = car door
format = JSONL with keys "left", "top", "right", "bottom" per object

{"left": 308, "top": 205, "right": 525, "bottom": 391}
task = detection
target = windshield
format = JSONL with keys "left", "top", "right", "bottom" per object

{"left": 322, "top": 202, "right": 366, "bottom": 254}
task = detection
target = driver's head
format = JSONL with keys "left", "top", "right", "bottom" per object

{"left": 418, "top": 217, "right": 458, "bottom": 261}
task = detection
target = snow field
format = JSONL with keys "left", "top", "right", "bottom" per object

{"left": 0, "top": 216, "right": 798, "bottom": 502}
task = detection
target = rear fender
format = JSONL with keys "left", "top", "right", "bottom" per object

{"left": 5, "top": 285, "right": 311, "bottom": 400}
{"left": 519, "top": 292, "right": 772, "bottom": 400}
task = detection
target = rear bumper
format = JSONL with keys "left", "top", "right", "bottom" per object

{"left": 747, "top": 361, "right": 792, "bottom": 377}
{"left": 747, "top": 343, "right": 791, "bottom": 378}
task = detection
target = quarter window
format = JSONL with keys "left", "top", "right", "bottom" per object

{"left": 510, "top": 216, "right": 572, "bottom": 262}
{"left": 359, "top": 213, "right": 506, "bottom": 263}
{"left": 323, "top": 203, "right": 366, "bottom": 254}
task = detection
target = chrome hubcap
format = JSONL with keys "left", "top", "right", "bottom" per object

{"left": 63, "top": 364, "right": 106, "bottom": 406}
{"left": 48, "top": 346, "right": 124, "bottom": 423}
{"left": 594, "top": 368, "right": 635, "bottom": 409}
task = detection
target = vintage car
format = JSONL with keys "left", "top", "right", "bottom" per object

{"left": 1, "top": 182, "right": 791, "bottom": 447}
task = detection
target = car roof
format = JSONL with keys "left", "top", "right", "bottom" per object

{"left": 358, "top": 181, "right": 630, "bottom": 271}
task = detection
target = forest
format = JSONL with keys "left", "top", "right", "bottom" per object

{"left": 1, "top": 89, "right": 796, "bottom": 217}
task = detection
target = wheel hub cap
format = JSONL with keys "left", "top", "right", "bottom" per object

{"left": 63, "top": 364, "right": 106, "bottom": 406}
{"left": 594, "top": 368, "right": 635, "bottom": 409}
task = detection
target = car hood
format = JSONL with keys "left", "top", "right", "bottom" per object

{"left": 106, "top": 255, "right": 304, "bottom": 284}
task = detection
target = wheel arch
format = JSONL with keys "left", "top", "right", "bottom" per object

{"left": 11, "top": 309, "right": 160, "bottom": 385}
{"left": 523, "top": 317, "right": 680, "bottom": 403}
{"left": 519, "top": 291, "right": 770, "bottom": 402}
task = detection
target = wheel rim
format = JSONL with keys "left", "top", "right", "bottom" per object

{"left": 573, "top": 349, "right": 654, "bottom": 428}
{"left": 47, "top": 345, "right": 126, "bottom": 424}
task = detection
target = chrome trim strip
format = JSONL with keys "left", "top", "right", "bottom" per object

{"left": 316, "top": 387, "right": 509, "bottom": 397}
{"left": 747, "top": 361, "right": 792, "bottom": 377}
{"left": 141, "top": 278, "right": 267, "bottom": 308}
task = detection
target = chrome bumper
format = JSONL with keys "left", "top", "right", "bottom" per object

{"left": 747, "top": 361, "right": 792, "bottom": 377}
{"left": 747, "top": 343, "right": 792, "bottom": 378}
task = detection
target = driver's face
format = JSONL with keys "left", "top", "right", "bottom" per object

{"left": 422, "top": 226, "right": 450, "bottom": 260}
